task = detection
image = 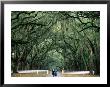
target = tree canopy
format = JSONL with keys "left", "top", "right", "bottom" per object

{"left": 11, "top": 11, "right": 100, "bottom": 75}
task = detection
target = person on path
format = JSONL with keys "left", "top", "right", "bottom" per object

{"left": 52, "top": 69, "right": 55, "bottom": 77}
{"left": 54, "top": 69, "right": 57, "bottom": 76}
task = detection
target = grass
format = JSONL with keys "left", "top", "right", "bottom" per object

{"left": 62, "top": 74, "right": 99, "bottom": 77}
{"left": 12, "top": 72, "right": 48, "bottom": 77}
{"left": 11, "top": 71, "right": 99, "bottom": 77}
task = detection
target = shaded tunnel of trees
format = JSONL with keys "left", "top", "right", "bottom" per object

{"left": 11, "top": 11, "right": 100, "bottom": 75}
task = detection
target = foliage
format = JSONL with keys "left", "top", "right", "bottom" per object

{"left": 11, "top": 11, "right": 100, "bottom": 75}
